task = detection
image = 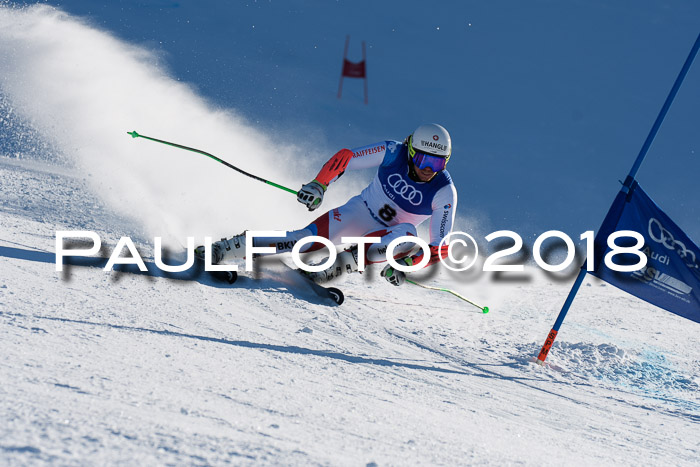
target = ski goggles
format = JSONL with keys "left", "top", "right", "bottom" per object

{"left": 412, "top": 151, "right": 448, "bottom": 172}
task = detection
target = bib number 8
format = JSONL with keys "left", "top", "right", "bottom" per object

{"left": 379, "top": 204, "right": 397, "bottom": 222}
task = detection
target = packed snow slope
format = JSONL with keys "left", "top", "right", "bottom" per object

{"left": 1, "top": 3, "right": 699, "bottom": 466}
{"left": 1, "top": 135, "right": 699, "bottom": 465}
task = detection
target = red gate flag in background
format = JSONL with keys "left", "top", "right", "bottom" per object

{"left": 337, "top": 35, "right": 368, "bottom": 104}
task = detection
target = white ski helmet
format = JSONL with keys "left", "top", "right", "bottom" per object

{"left": 408, "top": 123, "right": 452, "bottom": 163}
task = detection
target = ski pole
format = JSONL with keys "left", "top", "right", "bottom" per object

{"left": 406, "top": 279, "right": 489, "bottom": 313}
{"left": 127, "top": 131, "right": 298, "bottom": 195}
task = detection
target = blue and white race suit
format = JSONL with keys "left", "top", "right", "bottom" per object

{"left": 254, "top": 140, "right": 457, "bottom": 266}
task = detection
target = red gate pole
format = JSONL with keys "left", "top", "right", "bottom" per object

{"left": 362, "top": 40, "right": 368, "bottom": 104}
{"left": 338, "top": 36, "right": 368, "bottom": 104}
{"left": 337, "top": 35, "right": 350, "bottom": 99}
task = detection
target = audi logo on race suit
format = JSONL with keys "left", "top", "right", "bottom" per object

{"left": 386, "top": 173, "right": 423, "bottom": 206}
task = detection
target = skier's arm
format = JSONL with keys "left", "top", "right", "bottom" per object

{"left": 380, "top": 184, "right": 456, "bottom": 285}
{"left": 410, "top": 184, "right": 458, "bottom": 268}
{"left": 312, "top": 148, "right": 354, "bottom": 187}
{"left": 297, "top": 147, "right": 355, "bottom": 210}
{"left": 345, "top": 141, "right": 392, "bottom": 171}
{"left": 298, "top": 141, "right": 392, "bottom": 211}
{"left": 313, "top": 141, "right": 391, "bottom": 187}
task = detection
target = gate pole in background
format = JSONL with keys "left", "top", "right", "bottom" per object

{"left": 337, "top": 35, "right": 368, "bottom": 104}
{"left": 536, "top": 32, "right": 700, "bottom": 365}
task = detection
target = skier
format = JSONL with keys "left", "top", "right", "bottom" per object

{"left": 196, "top": 123, "right": 457, "bottom": 286}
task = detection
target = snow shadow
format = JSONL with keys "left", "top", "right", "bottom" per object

{"left": 2, "top": 311, "right": 469, "bottom": 377}
{"left": 0, "top": 245, "right": 337, "bottom": 304}
{"left": 0, "top": 244, "right": 214, "bottom": 284}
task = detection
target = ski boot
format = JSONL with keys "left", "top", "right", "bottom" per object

{"left": 194, "top": 233, "right": 246, "bottom": 265}
{"left": 305, "top": 245, "right": 359, "bottom": 284}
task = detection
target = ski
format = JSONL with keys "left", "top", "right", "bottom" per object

{"left": 195, "top": 253, "right": 343, "bottom": 305}
{"left": 298, "top": 273, "right": 345, "bottom": 305}
{"left": 207, "top": 269, "right": 238, "bottom": 284}
{"left": 212, "top": 265, "right": 343, "bottom": 304}
{"left": 193, "top": 251, "right": 239, "bottom": 284}
{"left": 277, "top": 261, "right": 345, "bottom": 305}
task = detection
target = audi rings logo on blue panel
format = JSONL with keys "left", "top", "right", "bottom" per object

{"left": 649, "top": 218, "right": 698, "bottom": 268}
{"left": 387, "top": 174, "right": 423, "bottom": 206}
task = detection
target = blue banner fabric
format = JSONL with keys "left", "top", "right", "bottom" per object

{"left": 591, "top": 181, "right": 700, "bottom": 323}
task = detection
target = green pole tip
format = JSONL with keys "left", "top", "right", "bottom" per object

{"left": 482, "top": 306, "right": 489, "bottom": 314}
{"left": 128, "top": 131, "right": 140, "bottom": 138}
